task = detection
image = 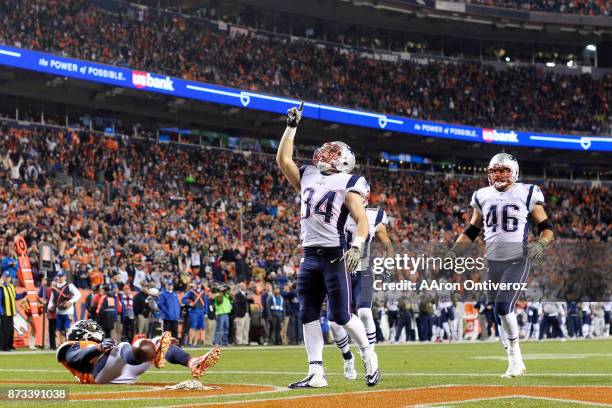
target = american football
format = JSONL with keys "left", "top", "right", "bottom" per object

{"left": 0, "top": 0, "right": 610, "bottom": 407}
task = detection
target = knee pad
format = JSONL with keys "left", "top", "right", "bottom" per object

{"left": 299, "top": 307, "right": 320, "bottom": 325}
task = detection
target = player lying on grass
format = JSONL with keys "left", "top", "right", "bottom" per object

{"left": 446, "top": 153, "right": 554, "bottom": 378}
{"left": 56, "top": 319, "right": 221, "bottom": 384}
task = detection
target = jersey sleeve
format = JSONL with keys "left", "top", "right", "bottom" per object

{"left": 470, "top": 190, "right": 483, "bottom": 213}
{"left": 346, "top": 175, "right": 369, "bottom": 196}
{"left": 299, "top": 165, "right": 316, "bottom": 180}
{"left": 375, "top": 208, "right": 388, "bottom": 230}
{"left": 528, "top": 185, "right": 545, "bottom": 212}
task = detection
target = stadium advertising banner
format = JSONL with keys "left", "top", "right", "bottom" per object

{"left": 1, "top": 45, "right": 611, "bottom": 152}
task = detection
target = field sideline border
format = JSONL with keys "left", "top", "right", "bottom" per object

{"left": 1, "top": 338, "right": 610, "bottom": 355}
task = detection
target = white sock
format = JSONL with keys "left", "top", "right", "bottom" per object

{"left": 303, "top": 320, "right": 324, "bottom": 373}
{"left": 329, "top": 322, "right": 351, "bottom": 356}
{"left": 500, "top": 313, "right": 521, "bottom": 359}
{"left": 582, "top": 324, "right": 590, "bottom": 337}
{"left": 605, "top": 324, "right": 610, "bottom": 338}
{"left": 342, "top": 314, "right": 370, "bottom": 353}
{"left": 497, "top": 322, "right": 510, "bottom": 357}
{"left": 358, "top": 308, "right": 377, "bottom": 346}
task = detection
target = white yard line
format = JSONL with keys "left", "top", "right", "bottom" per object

{"left": 1, "top": 368, "right": 612, "bottom": 377}
{"left": 421, "top": 395, "right": 612, "bottom": 408}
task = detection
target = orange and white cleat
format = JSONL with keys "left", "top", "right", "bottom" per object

{"left": 189, "top": 347, "right": 221, "bottom": 379}
{"left": 153, "top": 331, "right": 173, "bottom": 369}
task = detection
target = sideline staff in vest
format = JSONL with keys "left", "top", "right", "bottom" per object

{"left": 0, "top": 270, "right": 27, "bottom": 351}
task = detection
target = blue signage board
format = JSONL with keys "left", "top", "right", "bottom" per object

{"left": 1, "top": 45, "right": 610, "bottom": 152}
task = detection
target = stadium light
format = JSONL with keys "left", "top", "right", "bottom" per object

{"left": 566, "top": 60, "right": 574, "bottom": 67}
{"left": 586, "top": 44, "right": 597, "bottom": 52}
{"left": 505, "top": 57, "right": 511, "bottom": 62}
{"left": 546, "top": 62, "right": 555, "bottom": 67}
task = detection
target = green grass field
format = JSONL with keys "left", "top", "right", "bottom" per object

{"left": 1, "top": 339, "right": 611, "bottom": 407}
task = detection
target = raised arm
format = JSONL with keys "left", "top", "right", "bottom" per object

{"left": 276, "top": 102, "right": 304, "bottom": 192}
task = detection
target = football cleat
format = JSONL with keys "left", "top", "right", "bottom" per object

{"left": 189, "top": 347, "right": 221, "bottom": 379}
{"left": 288, "top": 373, "right": 328, "bottom": 389}
{"left": 362, "top": 348, "right": 380, "bottom": 387}
{"left": 343, "top": 355, "right": 357, "bottom": 380}
{"left": 502, "top": 359, "right": 526, "bottom": 378}
{"left": 153, "top": 331, "right": 173, "bottom": 369}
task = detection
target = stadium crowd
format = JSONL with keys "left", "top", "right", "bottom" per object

{"left": 0, "top": 0, "right": 611, "bottom": 134}
{"left": 0, "top": 119, "right": 609, "bottom": 350}
{"left": 465, "top": 0, "right": 610, "bottom": 16}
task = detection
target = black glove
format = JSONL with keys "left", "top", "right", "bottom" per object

{"left": 287, "top": 101, "right": 304, "bottom": 128}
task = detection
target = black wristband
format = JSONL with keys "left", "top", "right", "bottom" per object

{"left": 537, "top": 218, "right": 554, "bottom": 234}
{"left": 464, "top": 224, "right": 481, "bottom": 241}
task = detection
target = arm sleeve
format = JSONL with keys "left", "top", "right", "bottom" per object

{"left": 299, "top": 165, "right": 312, "bottom": 180}
{"left": 470, "top": 191, "right": 483, "bottom": 213}
{"left": 64, "top": 344, "right": 103, "bottom": 365}
{"left": 16, "top": 292, "right": 27, "bottom": 301}
{"left": 375, "top": 209, "right": 388, "bottom": 231}
{"left": 182, "top": 292, "right": 192, "bottom": 305}
{"left": 346, "top": 176, "right": 369, "bottom": 196}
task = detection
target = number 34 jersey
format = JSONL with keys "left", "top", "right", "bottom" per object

{"left": 299, "top": 165, "right": 369, "bottom": 248}
{"left": 470, "top": 183, "right": 544, "bottom": 261}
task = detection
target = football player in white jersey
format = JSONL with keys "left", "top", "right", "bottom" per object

{"left": 525, "top": 301, "right": 541, "bottom": 340}
{"left": 276, "top": 102, "right": 380, "bottom": 388}
{"left": 436, "top": 286, "right": 458, "bottom": 342}
{"left": 329, "top": 194, "right": 393, "bottom": 380}
{"left": 446, "top": 153, "right": 554, "bottom": 377}
{"left": 603, "top": 300, "right": 611, "bottom": 338}
{"left": 580, "top": 301, "right": 593, "bottom": 338}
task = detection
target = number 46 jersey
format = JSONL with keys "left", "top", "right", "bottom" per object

{"left": 470, "top": 183, "right": 544, "bottom": 261}
{"left": 299, "top": 165, "right": 369, "bottom": 248}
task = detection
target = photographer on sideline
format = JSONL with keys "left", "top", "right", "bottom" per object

{"left": 213, "top": 285, "right": 232, "bottom": 346}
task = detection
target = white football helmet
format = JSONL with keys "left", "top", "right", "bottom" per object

{"left": 313, "top": 141, "right": 355, "bottom": 174}
{"left": 487, "top": 153, "right": 519, "bottom": 190}
{"left": 67, "top": 319, "right": 104, "bottom": 343}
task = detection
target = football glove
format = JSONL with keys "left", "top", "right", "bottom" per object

{"left": 98, "top": 338, "right": 116, "bottom": 353}
{"left": 444, "top": 242, "right": 460, "bottom": 262}
{"left": 343, "top": 246, "right": 361, "bottom": 273}
{"left": 528, "top": 239, "right": 549, "bottom": 263}
{"left": 287, "top": 101, "right": 304, "bottom": 128}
